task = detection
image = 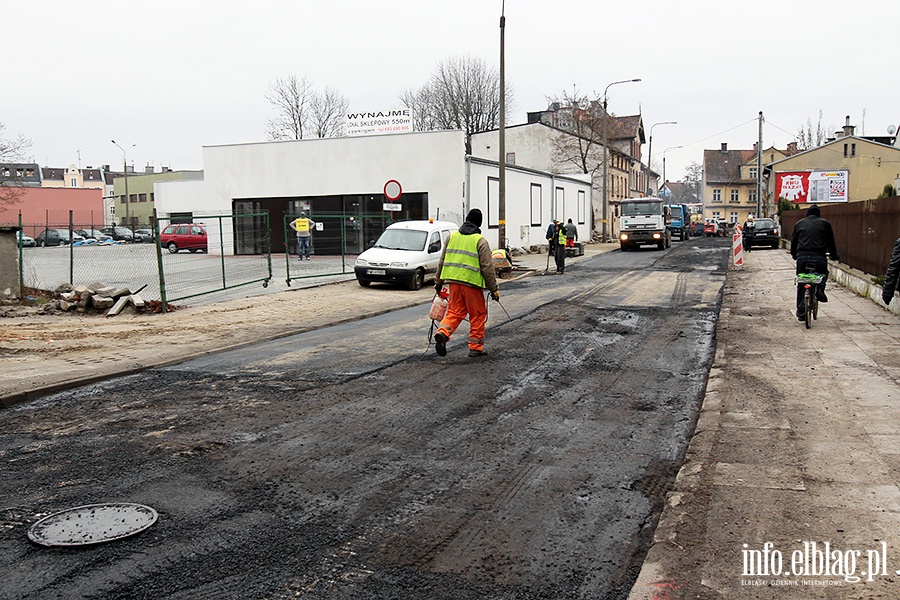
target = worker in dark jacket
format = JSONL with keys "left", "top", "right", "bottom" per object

{"left": 882, "top": 237, "right": 900, "bottom": 305}
{"left": 433, "top": 208, "right": 500, "bottom": 358}
{"left": 790, "top": 204, "right": 839, "bottom": 320}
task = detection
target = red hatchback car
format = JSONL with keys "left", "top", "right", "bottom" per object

{"left": 159, "top": 223, "right": 208, "bottom": 253}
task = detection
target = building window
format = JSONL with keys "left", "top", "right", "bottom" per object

{"left": 120, "top": 195, "right": 127, "bottom": 204}
{"left": 749, "top": 167, "right": 757, "bottom": 179}
{"left": 713, "top": 189, "right": 722, "bottom": 203}
{"left": 712, "top": 211, "right": 721, "bottom": 220}
{"left": 506, "top": 152, "right": 516, "bottom": 165}
{"left": 129, "top": 194, "right": 137, "bottom": 203}
{"left": 730, "top": 190, "right": 739, "bottom": 203}
{"left": 730, "top": 212, "right": 738, "bottom": 223}
{"left": 70, "top": 177, "right": 77, "bottom": 187}
{"left": 139, "top": 193, "right": 147, "bottom": 202}
{"left": 749, "top": 189, "right": 757, "bottom": 204}
{"left": 851, "top": 143, "right": 856, "bottom": 157}
{"left": 843, "top": 143, "right": 848, "bottom": 157}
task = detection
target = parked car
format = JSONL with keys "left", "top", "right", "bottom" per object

{"left": 35, "top": 229, "right": 84, "bottom": 247}
{"left": 354, "top": 220, "right": 457, "bottom": 290}
{"left": 745, "top": 217, "right": 780, "bottom": 249}
{"left": 17, "top": 231, "right": 36, "bottom": 247}
{"left": 133, "top": 228, "right": 155, "bottom": 243}
{"left": 75, "top": 229, "right": 113, "bottom": 242}
{"left": 100, "top": 226, "right": 135, "bottom": 242}
{"left": 159, "top": 223, "right": 207, "bottom": 253}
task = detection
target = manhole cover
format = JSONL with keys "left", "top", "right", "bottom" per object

{"left": 27, "top": 503, "right": 158, "bottom": 547}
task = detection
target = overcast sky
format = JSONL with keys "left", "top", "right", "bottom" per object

{"left": 4, "top": 0, "right": 896, "bottom": 182}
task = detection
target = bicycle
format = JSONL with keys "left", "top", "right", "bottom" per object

{"left": 795, "top": 266, "right": 824, "bottom": 329}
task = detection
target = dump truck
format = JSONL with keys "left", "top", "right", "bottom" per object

{"left": 618, "top": 197, "right": 672, "bottom": 251}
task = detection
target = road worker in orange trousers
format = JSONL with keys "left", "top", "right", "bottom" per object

{"left": 433, "top": 208, "right": 500, "bottom": 358}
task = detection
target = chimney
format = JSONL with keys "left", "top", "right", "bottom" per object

{"left": 842, "top": 115, "right": 855, "bottom": 138}
{"left": 786, "top": 141, "right": 798, "bottom": 155}
{"left": 144, "top": 165, "right": 154, "bottom": 174}
{"left": 720, "top": 142, "right": 728, "bottom": 152}
{"left": 753, "top": 142, "right": 758, "bottom": 153}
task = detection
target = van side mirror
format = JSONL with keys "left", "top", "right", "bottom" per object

{"left": 428, "top": 241, "right": 442, "bottom": 253}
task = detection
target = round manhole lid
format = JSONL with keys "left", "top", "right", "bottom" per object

{"left": 27, "top": 503, "right": 158, "bottom": 547}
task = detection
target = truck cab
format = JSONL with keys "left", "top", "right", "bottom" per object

{"left": 618, "top": 197, "right": 672, "bottom": 251}
{"left": 665, "top": 203, "right": 691, "bottom": 241}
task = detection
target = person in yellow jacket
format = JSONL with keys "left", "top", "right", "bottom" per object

{"left": 433, "top": 208, "right": 500, "bottom": 358}
{"left": 290, "top": 213, "right": 317, "bottom": 260}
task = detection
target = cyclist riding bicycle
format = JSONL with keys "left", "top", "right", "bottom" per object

{"left": 790, "top": 204, "right": 839, "bottom": 322}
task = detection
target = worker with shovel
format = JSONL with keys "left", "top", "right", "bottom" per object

{"left": 433, "top": 208, "right": 500, "bottom": 358}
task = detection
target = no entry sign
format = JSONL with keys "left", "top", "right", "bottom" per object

{"left": 383, "top": 180, "right": 402, "bottom": 201}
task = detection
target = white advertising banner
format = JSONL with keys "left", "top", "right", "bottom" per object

{"left": 345, "top": 109, "right": 413, "bottom": 137}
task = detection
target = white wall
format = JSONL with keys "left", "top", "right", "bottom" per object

{"left": 154, "top": 129, "right": 589, "bottom": 254}
{"left": 470, "top": 124, "right": 556, "bottom": 173}
{"left": 467, "top": 158, "right": 591, "bottom": 249}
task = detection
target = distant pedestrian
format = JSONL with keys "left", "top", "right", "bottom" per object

{"left": 742, "top": 216, "right": 755, "bottom": 252}
{"left": 564, "top": 218, "right": 578, "bottom": 249}
{"left": 554, "top": 221, "right": 567, "bottom": 274}
{"left": 546, "top": 220, "right": 559, "bottom": 255}
{"left": 882, "top": 237, "right": 900, "bottom": 305}
{"left": 433, "top": 209, "right": 500, "bottom": 358}
{"left": 290, "top": 213, "right": 317, "bottom": 260}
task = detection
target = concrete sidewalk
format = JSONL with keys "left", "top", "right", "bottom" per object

{"left": 630, "top": 247, "right": 900, "bottom": 598}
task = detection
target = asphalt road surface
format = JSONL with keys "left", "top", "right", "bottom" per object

{"left": 1, "top": 238, "right": 731, "bottom": 600}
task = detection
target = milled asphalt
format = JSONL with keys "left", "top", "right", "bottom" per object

{"left": 8, "top": 238, "right": 900, "bottom": 596}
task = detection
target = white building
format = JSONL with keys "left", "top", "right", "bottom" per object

{"left": 155, "top": 130, "right": 592, "bottom": 255}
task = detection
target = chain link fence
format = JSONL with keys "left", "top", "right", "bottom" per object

{"left": 16, "top": 210, "right": 415, "bottom": 309}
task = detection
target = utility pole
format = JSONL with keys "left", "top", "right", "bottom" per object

{"left": 648, "top": 121, "right": 677, "bottom": 195}
{"left": 757, "top": 111, "right": 763, "bottom": 217}
{"left": 601, "top": 78, "right": 641, "bottom": 242}
{"left": 111, "top": 140, "right": 135, "bottom": 227}
{"left": 498, "top": 1, "right": 506, "bottom": 250}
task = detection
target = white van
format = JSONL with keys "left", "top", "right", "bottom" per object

{"left": 354, "top": 220, "right": 457, "bottom": 290}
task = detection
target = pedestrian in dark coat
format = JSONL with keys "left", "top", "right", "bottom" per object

{"left": 883, "top": 237, "right": 900, "bottom": 305}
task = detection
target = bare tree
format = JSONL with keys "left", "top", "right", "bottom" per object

{"left": 682, "top": 161, "right": 703, "bottom": 201}
{"left": 309, "top": 87, "right": 348, "bottom": 139}
{"left": 265, "top": 75, "right": 314, "bottom": 140}
{"left": 544, "top": 91, "right": 605, "bottom": 176}
{"left": 0, "top": 123, "right": 32, "bottom": 209}
{"left": 797, "top": 110, "right": 829, "bottom": 150}
{"left": 400, "top": 55, "right": 514, "bottom": 143}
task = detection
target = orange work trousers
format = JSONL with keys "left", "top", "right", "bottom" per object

{"left": 436, "top": 283, "right": 488, "bottom": 352}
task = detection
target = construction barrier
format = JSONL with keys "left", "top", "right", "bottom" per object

{"left": 732, "top": 226, "right": 744, "bottom": 267}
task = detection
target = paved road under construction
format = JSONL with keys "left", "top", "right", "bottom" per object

{"left": 1, "top": 238, "right": 731, "bottom": 599}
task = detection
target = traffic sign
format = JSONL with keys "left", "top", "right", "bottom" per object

{"left": 384, "top": 180, "right": 402, "bottom": 201}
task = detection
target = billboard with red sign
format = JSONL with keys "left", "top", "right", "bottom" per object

{"left": 775, "top": 170, "right": 849, "bottom": 203}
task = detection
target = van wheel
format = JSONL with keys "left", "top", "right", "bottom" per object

{"left": 357, "top": 279, "right": 371, "bottom": 287}
{"left": 408, "top": 269, "right": 424, "bottom": 291}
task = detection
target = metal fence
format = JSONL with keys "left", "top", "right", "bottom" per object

{"left": 781, "top": 196, "right": 900, "bottom": 278}
{"left": 16, "top": 210, "right": 418, "bottom": 308}
{"left": 19, "top": 212, "right": 160, "bottom": 298}
{"left": 157, "top": 213, "right": 272, "bottom": 310}
{"left": 282, "top": 212, "right": 394, "bottom": 286}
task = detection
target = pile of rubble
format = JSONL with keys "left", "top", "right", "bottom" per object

{"left": 54, "top": 283, "right": 159, "bottom": 316}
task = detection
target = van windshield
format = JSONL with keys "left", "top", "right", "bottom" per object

{"left": 374, "top": 229, "right": 428, "bottom": 251}
{"left": 622, "top": 202, "right": 663, "bottom": 216}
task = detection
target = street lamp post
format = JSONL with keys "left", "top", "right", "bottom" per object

{"left": 662, "top": 145, "right": 683, "bottom": 189}
{"left": 601, "top": 78, "right": 641, "bottom": 242}
{"left": 647, "top": 121, "right": 677, "bottom": 195}
{"left": 111, "top": 140, "right": 135, "bottom": 226}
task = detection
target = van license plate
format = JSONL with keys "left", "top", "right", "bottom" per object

{"left": 367, "top": 269, "right": 386, "bottom": 275}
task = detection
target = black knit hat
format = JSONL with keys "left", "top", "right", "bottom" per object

{"left": 807, "top": 204, "right": 821, "bottom": 216}
{"left": 466, "top": 208, "right": 483, "bottom": 227}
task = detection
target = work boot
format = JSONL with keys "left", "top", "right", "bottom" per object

{"left": 816, "top": 290, "right": 828, "bottom": 302}
{"left": 434, "top": 332, "right": 447, "bottom": 356}
{"left": 468, "top": 349, "right": 487, "bottom": 357}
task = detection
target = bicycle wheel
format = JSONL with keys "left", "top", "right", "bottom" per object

{"left": 804, "top": 286, "right": 813, "bottom": 329}
{"left": 812, "top": 285, "right": 819, "bottom": 320}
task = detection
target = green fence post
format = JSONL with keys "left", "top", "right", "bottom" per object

{"left": 219, "top": 216, "right": 226, "bottom": 290}
{"left": 69, "top": 210, "right": 74, "bottom": 285}
{"left": 154, "top": 211, "right": 168, "bottom": 313}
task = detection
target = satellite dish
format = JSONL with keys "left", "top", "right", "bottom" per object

{"left": 889, "top": 125, "right": 897, "bottom": 135}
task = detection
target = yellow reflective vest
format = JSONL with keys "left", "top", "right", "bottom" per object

{"left": 440, "top": 232, "right": 486, "bottom": 288}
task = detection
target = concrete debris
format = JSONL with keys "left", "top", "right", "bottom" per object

{"left": 41, "top": 283, "right": 155, "bottom": 317}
